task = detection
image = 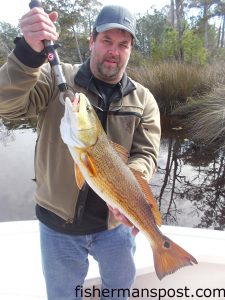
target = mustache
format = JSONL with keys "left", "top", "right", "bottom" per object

{"left": 104, "top": 55, "right": 119, "bottom": 63}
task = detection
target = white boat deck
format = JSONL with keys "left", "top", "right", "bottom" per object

{"left": 0, "top": 220, "right": 225, "bottom": 300}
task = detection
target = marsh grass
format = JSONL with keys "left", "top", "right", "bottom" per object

{"left": 179, "top": 87, "right": 225, "bottom": 148}
{"left": 128, "top": 62, "right": 225, "bottom": 148}
{"left": 128, "top": 62, "right": 223, "bottom": 114}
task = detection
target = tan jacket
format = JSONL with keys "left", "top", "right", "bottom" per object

{"left": 0, "top": 52, "right": 161, "bottom": 227}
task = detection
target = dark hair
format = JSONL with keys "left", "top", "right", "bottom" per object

{"left": 92, "top": 28, "right": 98, "bottom": 41}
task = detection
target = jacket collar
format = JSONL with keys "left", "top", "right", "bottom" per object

{"left": 74, "top": 58, "right": 136, "bottom": 99}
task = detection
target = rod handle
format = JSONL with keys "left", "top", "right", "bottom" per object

{"left": 29, "top": 0, "right": 42, "bottom": 9}
{"left": 28, "top": 0, "right": 68, "bottom": 93}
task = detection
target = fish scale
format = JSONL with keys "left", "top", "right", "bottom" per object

{"left": 87, "top": 134, "right": 153, "bottom": 226}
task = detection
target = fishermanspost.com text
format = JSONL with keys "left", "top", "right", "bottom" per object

{"left": 74, "top": 285, "right": 225, "bottom": 299}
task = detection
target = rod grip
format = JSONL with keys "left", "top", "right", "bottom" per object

{"left": 28, "top": 0, "right": 68, "bottom": 93}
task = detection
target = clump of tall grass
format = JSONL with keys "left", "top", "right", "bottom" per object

{"left": 128, "top": 62, "right": 221, "bottom": 114}
{"left": 179, "top": 86, "right": 225, "bottom": 148}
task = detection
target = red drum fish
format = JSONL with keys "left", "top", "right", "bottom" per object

{"left": 60, "top": 93, "right": 197, "bottom": 280}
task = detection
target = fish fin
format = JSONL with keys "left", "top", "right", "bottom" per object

{"left": 74, "top": 163, "right": 85, "bottom": 190}
{"left": 111, "top": 142, "right": 129, "bottom": 164}
{"left": 80, "top": 152, "right": 97, "bottom": 177}
{"left": 130, "top": 168, "right": 162, "bottom": 226}
{"left": 152, "top": 236, "right": 198, "bottom": 280}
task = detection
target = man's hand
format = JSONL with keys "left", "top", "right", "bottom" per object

{"left": 108, "top": 205, "right": 139, "bottom": 236}
{"left": 20, "top": 7, "right": 59, "bottom": 53}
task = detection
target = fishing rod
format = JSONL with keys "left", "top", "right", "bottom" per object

{"left": 29, "top": 0, "right": 75, "bottom": 104}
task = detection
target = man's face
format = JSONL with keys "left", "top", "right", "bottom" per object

{"left": 89, "top": 29, "right": 133, "bottom": 84}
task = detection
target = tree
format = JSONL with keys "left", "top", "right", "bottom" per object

{"left": 135, "top": 9, "right": 169, "bottom": 57}
{"left": 44, "top": 0, "right": 102, "bottom": 63}
{"left": 181, "top": 28, "right": 208, "bottom": 63}
{"left": 214, "top": 0, "right": 225, "bottom": 47}
{"left": 150, "top": 26, "right": 179, "bottom": 63}
{"left": 0, "top": 22, "right": 20, "bottom": 65}
{"left": 189, "top": 0, "right": 222, "bottom": 48}
{"left": 175, "top": 0, "right": 187, "bottom": 61}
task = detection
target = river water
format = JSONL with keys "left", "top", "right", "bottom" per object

{"left": 0, "top": 117, "right": 224, "bottom": 230}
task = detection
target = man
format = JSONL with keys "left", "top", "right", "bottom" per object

{"left": 0, "top": 5, "right": 161, "bottom": 300}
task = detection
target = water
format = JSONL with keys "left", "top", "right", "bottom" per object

{"left": 151, "top": 117, "right": 225, "bottom": 230}
{"left": 0, "top": 119, "right": 37, "bottom": 221}
{"left": 0, "top": 117, "right": 224, "bottom": 229}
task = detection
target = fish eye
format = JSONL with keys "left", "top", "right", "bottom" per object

{"left": 163, "top": 241, "right": 170, "bottom": 249}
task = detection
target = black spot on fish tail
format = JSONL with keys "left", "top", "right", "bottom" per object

{"left": 163, "top": 240, "right": 170, "bottom": 249}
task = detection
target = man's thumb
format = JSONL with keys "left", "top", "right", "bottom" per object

{"left": 49, "top": 11, "right": 58, "bottom": 22}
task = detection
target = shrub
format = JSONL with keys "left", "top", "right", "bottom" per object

{"left": 178, "top": 86, "right": 225, "bottom": 148}
{"left": 128, "top": 62, "right": 216, "bottom": 114}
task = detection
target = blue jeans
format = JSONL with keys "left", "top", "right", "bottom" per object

{"left": 39, "top": 222, "right": 136, "bottom": 300}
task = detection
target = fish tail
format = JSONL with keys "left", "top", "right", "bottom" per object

{"left": 152, "top": 236, "right": 198, "bottom": 280}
